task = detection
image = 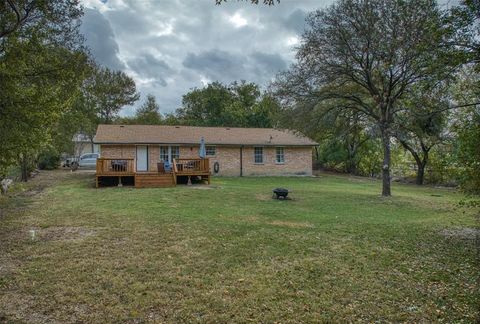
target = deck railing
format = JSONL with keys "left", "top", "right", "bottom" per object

{"left": 96, "top": 158, "right": 135, "bottom": 175}
{"left": 173, "top": 158, "right": 209, "bottom": 175}
{"left": 96, "top": 157, "right": 209, "bottom": 176}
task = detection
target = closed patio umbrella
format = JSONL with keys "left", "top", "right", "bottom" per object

{"left": 199, "top": 137, "right": 206, "bottom": 159}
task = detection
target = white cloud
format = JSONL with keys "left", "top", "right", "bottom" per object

{"left": 152, "top": 21, "right": 174, "bottom": 37}
{"left": 82, "top": 0, "right": 109, "bottom": 12}
{"left": 228, "top": 12, "right": 248, "bottom": 28}
{"left": 286, "top": 36, "right": 299, "bottom": 46}
{"left": 200, "top": 76, "right": 211, "bottom": 86}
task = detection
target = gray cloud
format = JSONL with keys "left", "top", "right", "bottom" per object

{"left": 127, "top": 54, "right": 172, "bottom": 87}
{"left": 284, "top": 9, "right": 308, "bottom": 34}
{"left": 80, "top": 0, "right": 336, "bottom": 115}
{"left": 183, "top": 49, "right": 287, "bottom": 85}
{"left": 80, "top": 8, "right": 125, "bottom": 70}
{"left": 251, "top": 51, "right": 287, "bottom": 75}
{"left": 80, "top": 0, "right": 458, "bottom": 116}
{"left": 183, "top": 50, "right": 246, "bottom": 82}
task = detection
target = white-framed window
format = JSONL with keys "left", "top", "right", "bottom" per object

{"left": 254, "top": 147, "right": 263, "bottom": 164}
{"left": 160, "top": 146, "right": 180, "bottom": 163}
{"left": 276, "top": 147, "right": 285, "bottom": 164}
{"left": 206, "top": 146, "right": 216, "bottom": 156}
{"left": 275, "top": 147, "right": 285, "bottom": 164}
{"left": 160, "top": 146, "right": 169, "bottom": 162}
{"left": 171, "top": 146, "right": 180, "bottom": 160}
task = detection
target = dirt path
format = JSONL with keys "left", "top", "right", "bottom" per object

{"left": 5, "top": 169, "right": 93, "bottom": 198}
{"left": 0, "top": 169, "right": 94, "bottom": 221}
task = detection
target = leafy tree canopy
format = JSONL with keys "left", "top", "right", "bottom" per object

{"left": 134, "top": 94, "right": 163, "bottom": 125}
{"left": 84, "top": 66, "right": 140, "bottom": 124}
{"left": 0, "top": 0, "right": 89, "bottom": 179}
{"left": 173, "top": 81, "right": 279, "bottom": 128}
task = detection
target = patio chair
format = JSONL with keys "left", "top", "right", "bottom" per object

{"left": 157, "top": 162, "right": 165, "bottom": 173}
{"left": 164, "top": 161, "right": 172, "bottom": 173}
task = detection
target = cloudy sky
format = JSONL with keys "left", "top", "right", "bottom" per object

{"left": 80, "top": 0, "right": 458, "bottom": 116}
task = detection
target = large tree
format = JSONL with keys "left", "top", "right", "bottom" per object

{"left": 277, "top": 99, "right": 371, "bottom": 174}
{"left": 274, "top": 0, "right": 455, "bottom": 196}
{"left": 393, "top": 84, "right": 449, "bottom": 185}
{"left": 0, "top": 0, "right": 89, "bottom": 179}
{"left": 134, "top": 94, "right": 162, "bottom": 125}
{"left": 450, "top": 67, "right": 480, "bottom": 193}
{"left": 0, "top": 1, "right": 83, "bottom": 51}
{"left": 448, "top": 0, "right": 480, "bottom": 65}
{"left": 174, "top": 81, "right": 278, "bottom": 128}
{"left": 84, "top": 66, "right": 140, "bottom": 124}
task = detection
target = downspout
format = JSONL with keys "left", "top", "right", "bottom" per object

{"left": 240, "top": 145, "right": 243, "bottom": 177}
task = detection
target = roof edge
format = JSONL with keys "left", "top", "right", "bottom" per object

{"left": 94, "top": 141, "right": 318, "bottom": 146}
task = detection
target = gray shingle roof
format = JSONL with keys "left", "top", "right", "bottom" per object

{"left": 94, "top": 124, "right": 317, "bottom": 146}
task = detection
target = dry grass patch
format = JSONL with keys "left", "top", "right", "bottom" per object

{"left": 267, "top": 220, "right": 314, "bottom": 228}
{"left": 255, "top": 193, "right": 272, "bottom": 201}
{"left": 29, "top": 226, "right": 96, "bottom": 242}
{"left": 440, "top": 227, "right": 480, "bottom": 240}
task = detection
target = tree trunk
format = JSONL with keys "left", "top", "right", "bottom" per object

{"left": 397, "top": 139, "right": 429, "bottom": 186}
{"left": 346, "top": 143, "right": 358, "bottom": 175}
{"left": 314, "top": 146, "right": 319, "bottom": 161}
{"left": 20, "top": 154, "right": 29, "bottom": 182}
{"left": 381, "top": 130, "right": 391, "bottom": 197}
{"left": 346, "top": 157, "right": 358, "bottom": 175}
{"left": 416, "top": 150, "right": 429, "bottom": 185}
{"left": 416, "top": 163, "right": 425, "bottom": 185}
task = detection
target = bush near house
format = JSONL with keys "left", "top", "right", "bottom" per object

{"left": 37, "top": 148, "right": 61, "bottom": 170}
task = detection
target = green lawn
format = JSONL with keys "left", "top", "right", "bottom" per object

{"left": 0, "top": 171, "right": 478, "bottom": 322}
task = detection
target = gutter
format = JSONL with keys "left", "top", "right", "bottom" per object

{"left": 240, "top": 145, "right": 243, "bottom": 177}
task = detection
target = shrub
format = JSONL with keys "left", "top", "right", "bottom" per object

{"left": 38, "top": 149, "right": 60, "bottom": 170}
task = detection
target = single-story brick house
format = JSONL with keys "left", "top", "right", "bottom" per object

{"left": 94, "top": 124, "right": 317, "bottom": 187}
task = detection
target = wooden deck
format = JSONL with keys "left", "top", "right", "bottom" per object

{"left": 96, "top": 158, "right": 135, "bottom": 176}
{"left": 174, "top": 158, "right": 210, "bottom": 176}
{"left": 96, "top": 158, "right": 210, "bottom": 188}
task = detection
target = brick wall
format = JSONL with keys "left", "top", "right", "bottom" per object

{"left": 100, "top": 144, "right": 313, "bottom": 176}
{"left": 203, "top": 146, "right": 241, "bottom": 176}
{"left": 241, "top": 146, "right": 312, "bottom": 176}
{"left": 178, "top": 145, "right": 241, "bottom": 176}
{"left": 100, "top": 145, "right": 136, "bottom": 159}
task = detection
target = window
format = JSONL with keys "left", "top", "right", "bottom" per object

{"left": 160, "top": 146, "right": 169, "bottom": 162}
{"left": 276, "top": 147, "right": 285, "bottom": 164}
{"left": 171, "top": 146, "right": 180, "bottom": 160}
{"left": 254, "top": 147, "right": 263, "bottom": 164}
{"left": 160, "top": 146, "right": 180, "bottom": 162}
{"left": 206, "top": 146, "right": 216, "bottom": 156}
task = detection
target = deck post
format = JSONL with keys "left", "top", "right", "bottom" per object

{"left": 118, "top": 176, "right": 123, "bottom": 187}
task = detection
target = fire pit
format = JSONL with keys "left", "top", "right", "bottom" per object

{"left": 272, "top": 188, "right": 290, "bottom": 200}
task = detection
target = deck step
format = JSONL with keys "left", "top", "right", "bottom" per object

{"left": 135, "top": 173, "right": 176, "bottom": 188}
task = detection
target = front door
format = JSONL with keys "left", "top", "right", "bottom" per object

{"left": 136, "top": 146, "right": 148, "bottom": 172}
